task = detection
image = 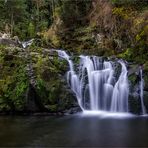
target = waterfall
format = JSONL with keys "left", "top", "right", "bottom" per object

{"left": 57, "top": 50, "right": 129, "bottom": 113}
{"left": 139, "top": 68, "right": 146, "bottom": 115}
{"left": 56, "top": 50, "right": 83, "bottom": 110}
{"left": 21, "top": 39, "right": 34, "bottom": 48}
{"left": 110, "top": 61, "right": 129, "bottom": 112}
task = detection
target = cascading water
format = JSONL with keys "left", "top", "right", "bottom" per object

{"left": 56, "top": 50, "right": 83, "bottom": 110}
{"left": 139, "top": 67, "right": 146, "bottom": 115}
{"left": 110, "top": 61, "right": 129, "bottom": 112}
{"left": 57, "top": 50, "right": 129, "bottom": 113}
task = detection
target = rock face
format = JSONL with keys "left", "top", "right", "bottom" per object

{"left": 144, "top": 91, "right": 148, "bottom": 110}
{"left": 0, "top": 33, "right": 19, "bottom": 47}
{"left": 25, "top": 84, "right": 46, "bottom": 112}
{"left": 0, "top": 38, "right": 18, "bottom": 47}
{"left": 128, "top": 64, "right": 148, "bottom": 114}
{"left": 0, "top": 45, "right": 80, "bottom": 114}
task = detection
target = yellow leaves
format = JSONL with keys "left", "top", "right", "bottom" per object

{"left": 132, "top": 12, "right": 148, "bottom": 44}
{"left": 43, "top": 27, "right": 60, "bottom": 47}
{"left": 51, "top": 34, "right": 60, "bottom": 47}
{"left": 112, "top": 7, "right": 129, "bottom": 19}
{"left": 54, "top": 7, "right": 62, "bottom": 18}
{"left": 135, "top": 25, "right": 147, "bottom": 41}
{"left": 112, "top": 7, "right": 123, "bottom": 14}
{"left": 144, "top": 24, "right": 148, "bottom": 33}
{"left": 136, "top": 34, "right": 141, "bottom": 41}
{"left": 112, "top": 7, "right": 136, "bottom": 20}
{"left": 134, "top": 18, "right": 144, "bottom": 27}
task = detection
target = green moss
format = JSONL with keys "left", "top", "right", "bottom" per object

{"left": 117, "top": 48, "right": 133, "bottom": 61}
{"left": 0, "top": 53, "right": 29, "bottom": 111}
{"left": 144, "top": 62, "right": 148, "bottom": 72}
{"left": 128, "top": 74, "right": 137, "bottom": 87}
{"left": 47, "top": 104, "right": 58, "bottom": 112}
{"left": 27, "top": 22, "right": 35, "bottom": 38}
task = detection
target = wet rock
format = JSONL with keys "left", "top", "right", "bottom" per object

{"left": 128, "top": 63, "right": 148, "bottom": 114}
{"left": 128, "top": 64, "right": 139, "bottom": 76}
{"left": 144, "top": 91, "right": 148, "bottom": 112}
{"left": 25, "top": 84, "right": 47, "bottom": 112}
{"left": 128, "top": 93, "right": 141, "bottom": 114}
{"left": 64, "top": 106, "right": 82, "bottom": 115}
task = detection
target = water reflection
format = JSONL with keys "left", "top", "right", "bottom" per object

{"left": 0, "top": 115, "right": 148, "bottom": 147}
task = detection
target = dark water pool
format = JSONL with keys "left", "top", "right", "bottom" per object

{"left": 0, "top": 113, "right": 148, "bottom": 147}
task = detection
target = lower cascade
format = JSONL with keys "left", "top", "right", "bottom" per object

{"left": 56, "top": 50, "right": 145, "bottom": 114}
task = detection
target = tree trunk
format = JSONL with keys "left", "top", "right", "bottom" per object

{"left": 52, "top": 0, "right": 55, "bottom": 22}
{"left": 10, "top": 12, "right": 14, "bottom": 35}
{"left": 36, "top": 0, "right": 39, "bottom": 22}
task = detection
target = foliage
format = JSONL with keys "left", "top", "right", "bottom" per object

{"left": 0, "top": 0, "right": 56, "bottom": 39}
{"left": 32, "top": 52, "right": 73, "bottom": 112}
{"left": 0, "top": 0, "right": 28, "bottom": 37}
{"left": 0, "top": 49, "right": 29, "bottom": 111}
{"left": 59, "top": 0, "right": 91, "bottom": 27}
{"left": 27, "top": 22, "right": 36, "bottom": 38}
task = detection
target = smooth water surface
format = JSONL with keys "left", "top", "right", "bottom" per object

{"left": 0, "top": 114, "right": 148, "bottom": 147}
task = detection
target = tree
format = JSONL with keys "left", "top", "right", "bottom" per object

{"left": 0, "top": 0, "right": 28, "bottom": 35}
{"left": 59, "top": 0, "right": 92, "bottom": 28}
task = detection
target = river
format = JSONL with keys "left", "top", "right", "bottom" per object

{"left": 0, "top": 113, "right": 148, "bottom": 147}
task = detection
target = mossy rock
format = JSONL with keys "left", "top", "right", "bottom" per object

{"left": 144, "top": 91, "right": 148, "bottom": 112}
{"left": 128, "top": 94, "right": 141, "bottom": 114}
{"left": 0, "top": 51, "right": 29, "bottom": 112}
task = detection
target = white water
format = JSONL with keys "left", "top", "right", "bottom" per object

{"left": 22, "top": 39, "right": 34, "bottom": 48}
{"left": 57, "top": 50, "right": 129, "bottom": 113}
{"left": 110, "top": 61, "right": 129, "bottom": 112}
{"left": 139, "top": 68, "right": 146, "bottom": 115}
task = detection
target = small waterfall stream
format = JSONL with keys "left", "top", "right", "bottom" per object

{"left": 139, "top": 68, "right": 146, "bottom": 115}
{"left": 57, "top": 50, "right": 130, "bottom": 113}
{"left": 110, "top": 61, "right": 129, "bottom": 112}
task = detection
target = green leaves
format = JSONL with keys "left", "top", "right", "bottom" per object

{"left": 28, "top": 22, "right": 36, "bottom": 38}
{"left": 0, "top": 49, "right": 29, "bottom": 111}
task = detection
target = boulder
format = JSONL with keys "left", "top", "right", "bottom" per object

{"left": 0, "top": 38, "right": 18, "bottom": 47}
{"left": 25, "top": 84, "right": 47, "bottom": 112}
